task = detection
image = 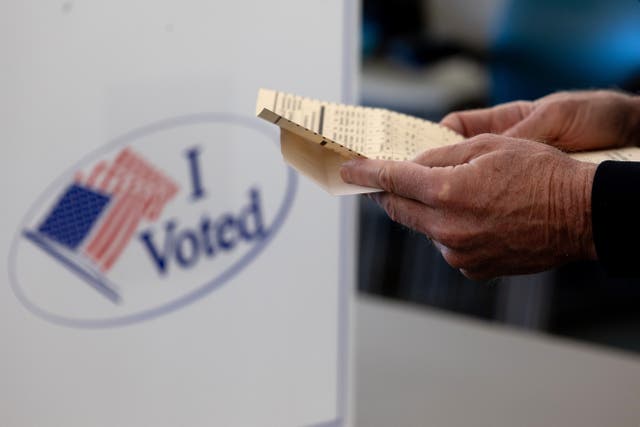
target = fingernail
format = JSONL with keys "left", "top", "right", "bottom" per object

{"left": 368, "top": 192, "right": 381, "bottom": 204}
{"left": 340, "top": 160, "right": 358, "bottom": 181}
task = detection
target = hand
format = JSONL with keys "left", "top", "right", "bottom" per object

{"left": 441, "top": 90, "right": 640, "bottom": 152}
{"left": 340, "top": 134, "right": 598, "bottom": 281}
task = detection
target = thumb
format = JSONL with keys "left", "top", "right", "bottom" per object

{"left": 413, "top": 134, "right": 503, "bottom": 167}
{"left": 502, "top": 107, "right": 559, "bottom": 142}
{"left": 441, "top": 101, "right": 534, "bottom": 137}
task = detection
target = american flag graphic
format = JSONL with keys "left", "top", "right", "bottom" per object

{"left": 24, "top": 148, "right": 179, "bottom": 302}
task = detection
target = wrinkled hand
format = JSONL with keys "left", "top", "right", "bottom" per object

{"left": 441, "top": 90, "right": 640, "bottom": 152}
{"left": 341, "top": 134, "right": 598, "bottom": 280}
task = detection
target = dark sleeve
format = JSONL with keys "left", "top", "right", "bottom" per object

{"left": 592, "top": 160, "right": 640, "bottom": 276}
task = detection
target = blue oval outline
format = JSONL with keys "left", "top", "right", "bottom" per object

{"left": 8, "top": 113, "right": 298, "bottom": 328}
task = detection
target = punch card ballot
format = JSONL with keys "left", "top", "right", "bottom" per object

{"left": 257, "top": 89, "right": 640, "bottom": 195}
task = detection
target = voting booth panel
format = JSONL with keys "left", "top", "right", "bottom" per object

{"left": 0, "top": 2, "right": 356, "bottom": 426}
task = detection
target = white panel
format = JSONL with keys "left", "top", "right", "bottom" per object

{"left": 0, "top": 1, "right": 356, "bottom": 426}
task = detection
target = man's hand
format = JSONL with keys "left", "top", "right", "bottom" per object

{"left": 441, "top": 91, "right": 640, "bottom": 152}
{"left": 340, "top": 134, "right": 598, "bottom": 280}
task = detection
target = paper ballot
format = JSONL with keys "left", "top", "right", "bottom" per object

{"left": 256, "top": 88, "right": 640, "bottom": 195}
{"left": 256, "top": 88, "right": 463, "bottom": 195}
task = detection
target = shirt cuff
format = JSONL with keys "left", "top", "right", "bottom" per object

{"left": 592, "top": 160, "right": 640, "bottom": 276}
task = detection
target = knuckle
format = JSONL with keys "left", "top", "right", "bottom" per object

{"left": 433, "top": 180, "right": 453, "bottom": 204}
{"left": 379, "top": 194, "right": 430, "bottom": 234}
{"left": 468, "top": 133, "right": 499, "bottom": 150}
{"left": 542, "top": 100, "right": 567, "bottom": 117}
{"left": 430, "top": 220, "right": 470, "bottom": 249}
{"left": 377, "top": 164, "right": 396, "bottom": 193}
{"left": 429, "top": 221, "right": 449, "bottom": 243}
{"left": 467, "top": 133, "right": 491, "bottom": 144}
{"left": 513, "top": 101, "right": 533, "bottom": 118}
{"left": 383, "top": 197, "right": 420, "bottom": 231}
{"left": 430, "top": 222, "right": 457, "bottom": 247}
{"left": 380, "top": 195, "right": 404, "bottom": 225}
{"left": 440, "top": 248, "right": 467, "bottom": 269}
{"left": 438, "top": 229, "right": 466, "bottom": 249}
{"left": 432, "top": 177, "right": 467, "bottom": 209}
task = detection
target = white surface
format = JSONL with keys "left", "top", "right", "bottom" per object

{"left": 0, "top": 2, "right": 355, "bottom": 426}
{"left": 356, "top": 296, "right": 640, "bottom": 427}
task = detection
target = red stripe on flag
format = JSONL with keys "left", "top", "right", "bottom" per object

{"left": 100, "top": 196, "right": 145, "bottom": 271}
{"left": 97, "top": 148, "right": 132, "bottom": 193}
{"left": 86, "top": 161, "right": 107, "bottom": 188}
{"left": 86, "top": 193, "right": 137, "bottom": 262}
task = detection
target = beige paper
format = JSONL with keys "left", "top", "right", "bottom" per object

{"left": 256, "top": 88, "right": 640, "bottom": 195}
{"left": 569, "top": 146, "right": 640, "bottom": 163}
{"left": 280, "top": 130, "right": 378, "bottom": 195}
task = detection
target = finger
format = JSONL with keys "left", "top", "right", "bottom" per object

{"left": 502, "top": 105, "right": 562, "bottom": 141}
{"left": 372, "top": 194, "right": 478, "bottom": 254}
{"left": 436, "top": 246, "right": 490, "bottom": 279}
{"left": 341, "top": 158, "right": 448, "bottom": 205}
{"left": 412, "top": 134, "right": 505, "bottom": 167}
{"left": 370, "top": 192, "right": 441, "bottom": 236}
{"left": 440, "top": 101, "right": 534, "bottom": 137}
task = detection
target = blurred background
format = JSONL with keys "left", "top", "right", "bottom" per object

{"left": 358, "top": 0, "right": 640, "bottom": 353}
